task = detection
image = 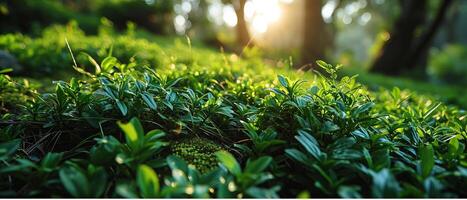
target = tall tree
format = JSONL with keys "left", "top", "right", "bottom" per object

{"left": 407, "top": 0, "right": 454, "bottom": 71}
{"left": 371, "top": 0, "right": 453, "bottom": 76}
{"left": 232, "top": 0, "right": 253, "bottom": 49}
{"left": 300, "top": 0, "right": 330, "bottom": 69}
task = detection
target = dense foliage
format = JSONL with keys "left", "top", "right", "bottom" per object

{"left": 0, "top": 0, "right": 174, "bottom": 35}
{"left": 429, "top": 44, "right": 467, "bottom": 85}
{"left": 0, "top": 26, "right": 466, "bottom": 197}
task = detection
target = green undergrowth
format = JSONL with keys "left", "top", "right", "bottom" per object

{"left": 0, "top": 27, "right": 466, "bottom": 197}
{"left": 0, "top": 22, "right": 270, "bottom": 79}
{"left": 340, "top": 68, "right": 467, "bottom": 109}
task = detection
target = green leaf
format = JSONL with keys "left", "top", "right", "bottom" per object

{"left": 321, "top": 121, "right": 340, "bottom": 133}
{"left": 137, "top": 165, "right": 160, "bottom": 198}
{"left": 116, "top": 100, "right": 128, "bottom": 116}
{"left": 59, "top": 166, "right": 89, "bottom": 197}
{"left": 244, "top": 156, "right": 273, "bottom": 174}
{"left": 0, "top": 139, "right": 21, "bottom": 160}
{"left": 309, "top": 86, "right": 319, "bottom": 95}
{"left": 56, "top": 84, "right": 67, "bottom": 105}
{"left": 116, "top": 183, "right": 138, "bottom": 198}
{"left": 351, "top": 129, "right": 370, "bottom": 140}
{"left": 81, "top": 52, "right": 101, "bottom": 75}
{"left": 295, "top": 131, "right": 321, "bottom": 160}
{"left": 277, "top": 75, "right": 289, "bottom": 87}
{"left": 447, "top": 137, "right": 462, "bottom": 159}
{"left": 353, "top": 102, "right": 374, "bottom": 116}
{"left": 316, "top": 60, "right": 333, "bottom": 73}
{"left": 246, "top": 186, "right": 279, "bottom": 198}
{"left": 101, "top": 56, "right": 117, "bottom": 72}
{"left": 117, "top": 117, "right": 145, "bottom": 150}
{"left": 338, "top": 186, "right": 362, "bottom": 198}
{"left": 362, "top": 148, "right": 373, "bottom": 169}
{"left": 0, "top": 68, "right": 13, "bottom": 74}
{"left": 88, "top": 165, "right": 107, "bottom": 197}
{"left": 166, "top": 155, "right": 189, "bottom": 184}
{"left": 141, "top": 92, "right": 157, "bottom": 110}
{"left": 371, "top": 169, "right": 401, "bottom": 198}
{"left": 420, "top": 144, "right": 435, "bottom": 178}
{"left": 40, "top": 152, "right": 62, "bottom": 172}
{"left": 285, "top": 148, "right": 311, "bottom": 167}
{"left": 373, "top": 148, "right": 390, "bottom": 170}
{"left": 216, "top": 151, "right": 241, "bottom": 176}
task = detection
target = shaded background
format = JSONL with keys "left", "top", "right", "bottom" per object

{"left": 1, "top": 0, "right": 466, "bottom": 106}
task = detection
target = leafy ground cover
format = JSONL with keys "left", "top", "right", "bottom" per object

{"left": 340, "top": 68, "right": 467, "bottom": 109}
{"left": 0, "top": 27, "right": 466, "bottom": 198}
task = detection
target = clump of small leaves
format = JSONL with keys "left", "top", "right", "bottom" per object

{"left": 170, "top": 137, "right": 224, "bottom": 173}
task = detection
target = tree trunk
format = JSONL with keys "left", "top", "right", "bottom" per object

{"left": 300, "top": 0, "right": 329, "bottom": 69}
{"left": 407, "top": 0, "right": 454, "bottom": 72}
{"left": 370, "top": 0, "right": 427, "bottom": 75}
{"left": 233, "top": 0, "right": 253, "bottom": 49}
{"left": 445, "top": 1, "right": 460, "bottom": 44}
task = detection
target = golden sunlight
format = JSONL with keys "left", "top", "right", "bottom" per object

{"left": 245, "top": 0, "right": 286, "bottom": 34}
{"left": 219, "top": 0, "right": 293, "bottom": 35}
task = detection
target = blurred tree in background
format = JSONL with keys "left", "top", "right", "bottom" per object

{"left": 371, "top": 0, "right": 454, "bottom": 76}
{"left": 0, "top": 0, "right": 465, "bottom": 86}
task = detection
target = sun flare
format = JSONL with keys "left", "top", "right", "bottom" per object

{"left": 245, "top": 0, "right": 284, "bottom": 34}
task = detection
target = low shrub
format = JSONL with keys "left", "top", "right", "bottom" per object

{"left": 0, "top": 0, "right": 100, "bottom": 34}
{"left": 0, "top": 23, "right": 168, "bottom": 76}
{"left": 0, "top": 52, "right": 465, "bottom": 197}
{"left": 428, "top": 44, "right": 467, "bottom": 85}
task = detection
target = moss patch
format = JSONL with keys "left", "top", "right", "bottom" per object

{"left": 170, "top": 137, "right": 224, "bottom": 173}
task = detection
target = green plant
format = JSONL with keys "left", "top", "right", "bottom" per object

{"left": 171, "top": 137, "right": 224, "bottom": 174}
{"left": 0, "top": 33, "right": 465, "bottom": 198}
{"left": 429, "top": 44, "right": 467, "bottom": 85}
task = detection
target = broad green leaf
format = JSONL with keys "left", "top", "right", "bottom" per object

{"left": 321, "top": 121, "right": 340, "bottom": 133}
{"left": 101, "top": 56, "right": 117, "bottom": 72}
{"left": 40, "top": 152, "right": 63, "bottom": 172}
{"left": 59, "top": 166, "right": 89, "bottom": 197}
{"left": 277, "top": 75, "right": 289, "bottom": 87}
{"left": 371, "top": 169, "right": 401, "bottom": 198}
{"left": 244, "top": 156, "right": 273, "bottom": 174}
{"left": 309, "top": 85, "right": 319, "bottom": 95}
{"left": 137, "top": 165, "right": 160, "bottom": 198}
{"left": 338, "top": 186, "right": 362, "bottom": 198}
{"left": 295, "top": 132, "right": 321, "bottom": 160}
{"left": 420, "top": 144, "right": 435, "bottom": 178}
{"left": 285, "top": 148, "right": 311, "bottom": 167}
{"left": 362, "top": 148, "right": 373, "bottom": 169}
{"left": 166, "top": 156, "right": 188, "bottom": 184}
{"left": 88, "top": 165, "right": 107, "bottom": 197}
{"left": 56, "top": 84, "right": 66, "bottom": 105}
{"left": 0, "top": 68, "right": 13, "bottom": 74}
{"left": 0, "top": 139, "right": 21, "bottom": 160}
{"left": 116, "top": 100, "right": 128, "bottom": 116}
{"left": 353, "top": 102, "right": 374, "bottom": 116}
{"left": 373, "top": 148, "right": 390, "bottom": 170}
{"left": 447, "top": 137, "right": 459, "bottom": 157}
{"left": 351, "top": 129, "right": 370, "bottom": 140}
{"left": 141, "top": 92, "right": 157, "bottom": 110}
{"left": 117, "top": 118, "right": 145, "bottom": 150}
{"left": 423, "top": 176, "right": 444, "bottom": 197}
{"left": 216, "top": 151, "right": 241, "bottom": 176}
{"left": 116, "top": 183, "right": 138, "bottom": 198}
